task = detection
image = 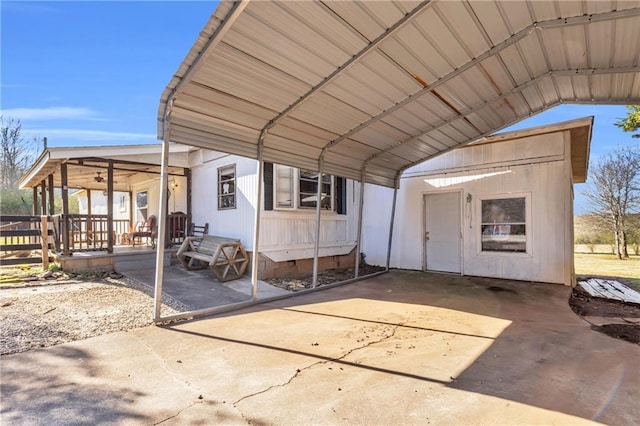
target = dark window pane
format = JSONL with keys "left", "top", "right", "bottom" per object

{"left": 481, "top": 198, "right": 525, "bottom": 223}
{"left": 136, "top": 192, "right": 147, "bottom": 208}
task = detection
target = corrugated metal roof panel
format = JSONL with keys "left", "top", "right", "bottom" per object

{"left": 158, "top": 0, "right": 640, "bottom": 188}
{"left": 289, "top": 91, "right": 371, "bottom": 135}
{"left": 435, "top": 1, "right": 492, "bottom": 59}
{"left": 468, "top": 1, "right": 511, "bottom": 45}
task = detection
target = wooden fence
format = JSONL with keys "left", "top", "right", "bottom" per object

{"left": 0, "top": 215, "right": 53, "bottom": 267}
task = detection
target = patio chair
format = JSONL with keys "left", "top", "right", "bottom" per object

{"left": 189, "top": 222, "right": 209, "bottom": 237}
{"left": 131, "top": 215, "right": 157, "bottom": 248}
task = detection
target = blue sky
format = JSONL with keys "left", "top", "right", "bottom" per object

{"left": 1, "top": 1, "right": 637, "bottom": 214}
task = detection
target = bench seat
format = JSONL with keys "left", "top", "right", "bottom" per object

{"left": 176, "top": 235, "right": 249, "bottom": 282}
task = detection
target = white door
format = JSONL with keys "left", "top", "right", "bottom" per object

{"left": 424, "top": 192, "right": 461, "bottom": 273}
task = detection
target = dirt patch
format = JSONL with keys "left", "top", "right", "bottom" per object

{"left": 569, "top": 285, "right": 640, "bottom": 345}
{"left": 265, "top": 264, "right": 386, "bottom": 292}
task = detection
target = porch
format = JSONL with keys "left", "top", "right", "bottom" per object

{"left": 54, "top": 244, "right": 176, "bottom": 275}
{"left": 17, "top": 144, "right": 193, "bottom": 257}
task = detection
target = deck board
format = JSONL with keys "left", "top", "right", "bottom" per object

{"left": 578, "top": 278, "right": 640, "bottom": 304}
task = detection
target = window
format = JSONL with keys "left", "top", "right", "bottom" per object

{"left": 274, "top": 165, "right": 333, "bottom": 210}
{"left": 136, "top": 191, "right": 148, "bottom": 222}
{"left": 275, "top": 165, "right": 293, "bottom": 208}
{"left": 218, "top": 164, "right": 236, "bottom": 209}
{"left": 119, "top": 194, "right": 127, "bottom": 213}
{"left": 480, "top": 196, "right": 527, "bottom": 253}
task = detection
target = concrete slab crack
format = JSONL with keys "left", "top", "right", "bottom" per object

{"left": 233, "top": 319, "right": 406, "bottom": 407}
{"left": 153, "top": 400, "right": 203, "bottom": 425}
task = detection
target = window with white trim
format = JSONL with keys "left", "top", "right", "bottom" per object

{"left": 218, "top": 164, "right": 236, "bottom": 210}
{"left": 480, "top": 196, "right": 527, "bottom": 253}
{"left": 274, "top": 165, "right": 333, "bottom": 210}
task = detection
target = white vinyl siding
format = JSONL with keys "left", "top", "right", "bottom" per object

{"left": 190, "top": 154, "right": 359, "bottom": 259}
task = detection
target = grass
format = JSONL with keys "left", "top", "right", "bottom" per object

{"left": 575, "top": 253, "right": 640, "bottom": 292}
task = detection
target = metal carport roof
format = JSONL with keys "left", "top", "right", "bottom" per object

{"left": 158, "top": 0, "right": 640, "bottom": 188}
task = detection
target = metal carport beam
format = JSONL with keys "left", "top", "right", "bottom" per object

{"left": 311, "top": 154, "right": 326, "bottom": 288}
{"left": 251, "top": 130, "right": 267, "bottom": 299}
{"left": 386, "top": 174, "right": 400, "bottom": 271}
{"left": 154, "top": 1, "right": 248, "bottom": 322}
{"left": 263, "top": 2, "right": 432, "bottom": 289}
{"left": 354, "top": 166, "right": 366, "bottom": 278}
{"left": 393, "top": 99, "right": 568, "bottom": 177}
{"left": 321, "top": 8, "right": 640, "bottom": 154}
{"left": 362, "top": 66, "right": 640, "bottom": 167}
{"left": 153, "top": 102, "right": 172, "bottom": 322}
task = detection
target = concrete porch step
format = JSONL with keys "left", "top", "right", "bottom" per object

{"left": 113, "top": 251, "right": 174, "bottom": 273}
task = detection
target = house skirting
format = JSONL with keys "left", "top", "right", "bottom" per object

{"left": 250, "top": 249, "right": 357, "bottom": 279}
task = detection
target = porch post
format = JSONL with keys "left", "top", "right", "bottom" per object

{"left": 311, "top": 155, "right": 325, "bottom": 288}
{"left": 107, "top": 160, "right": 114, "bottom": 253}
{"left": 87, "top": 189, "right": 92, "bottom": 251}
{"left": 355, "top": 168, "right": 366, "bottom": 278}
{"left": 154, "top": 105, "right": 172, "bottom": 321}
{"left": 48, "top": 174, "right": 55, "bottom": 215}
{"left": 40, "top": 180, "right": 47, "bottom": 215}
{"left": 185, "top": 168, "right": 192, "bottom": 228}
{"left": 250, "top": 137, "right": 265, "bottom": 301}
{"left": 385, "top": 178, "right": 399, "bottom": 271}
{"left": 61, "top": 162, "right": 70, "bottom": 255}
{"left": 32, "top": 187, "right": 38, "bottom": 216}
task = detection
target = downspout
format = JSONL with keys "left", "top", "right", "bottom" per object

{"left": 386, "top": 173, "right": 400, "bottom": 271}
{"left": 251, "top": 129, "right": 268, "bottom": 300}
{"left": 311, "top": 151, "right": 326, "bottom": 288}
{"left": 153, "top": 100, "right": 172, "bottom": 321}
{"left": 354, "top": 166, "right": 366, "bottom": 278}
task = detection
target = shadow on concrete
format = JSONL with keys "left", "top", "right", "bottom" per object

{"left": 163, "top": 270, "right": 639, "bottom": 425}
{"left": 124, "top": 266, "right": 289, "bottom": 311}
{"left": 0, "top": 346, "right": 149, "bottom": 425}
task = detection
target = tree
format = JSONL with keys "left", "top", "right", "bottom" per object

{"left": 583, "top": 146, "right": 640, "bottom": 259}
{"left": 0, "top": 117, "right": 38, "bottom": 190}
{"left": 615, "top": 105, "right": 640, "bottom": 138}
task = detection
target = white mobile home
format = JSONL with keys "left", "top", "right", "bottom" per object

{"left": 362, "top": 117, "right": 592, "bottom": 286}
{"left": 188, "top": 150, "right": 360, "bottom": 278}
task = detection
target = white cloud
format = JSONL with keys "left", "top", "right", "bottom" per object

{"left": 0, "top": 106, "right": 99, "bottom": 120}
{"left": 23, "top": 128, "right": 158, "bottom": 143}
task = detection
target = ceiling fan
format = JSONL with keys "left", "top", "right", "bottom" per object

{"left": 94, "top": 171, "right": 105, "bottom": 183}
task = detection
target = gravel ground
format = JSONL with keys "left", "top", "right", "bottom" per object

{"left": 0, "top": 277, "right": 188, "bottom": 355}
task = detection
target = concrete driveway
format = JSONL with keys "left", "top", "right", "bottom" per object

{"left": 2, "top": 270, "right": 638, "bottom": 425}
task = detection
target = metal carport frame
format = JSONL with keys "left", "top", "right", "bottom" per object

{"left": 153, "top": 0, "right": 640, "bottom": 322}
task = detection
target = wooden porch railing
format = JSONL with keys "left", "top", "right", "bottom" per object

{"left": 0, "top": 215, "right": 53, "bottom": 267}
{"left": 1, "top": 213, "right": 189, "bottom": 264}
{"left": 56, "top": 214, "right": 130, "bottom": 252}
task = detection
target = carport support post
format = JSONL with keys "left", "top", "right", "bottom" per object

{"left": 311, "top": 155, "right": 325, "bottom": 288}
{"left": 153, "top": 109, "right": 172, "bottom": 321}
{"left": 385, "top": 178, "right": 399, "bottom": 271}
{"left": 251, "top": 136, "right": 266, "bottom": 300}
{"left": 355, "top": 168, "right": 366, "bottom": 278}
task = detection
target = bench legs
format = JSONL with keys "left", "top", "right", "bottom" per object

{"left": 177, "top": 240, "right": 249, "bottom": 282}
{"left": 210, "top": 244, "right": 249, "bottom": 282}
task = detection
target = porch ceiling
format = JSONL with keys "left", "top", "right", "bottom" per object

{"left": 158, "top": 0, "right": 640, "bottom": 188}
{"left": 19, "top": 144, "right": 190, "bottom": 192}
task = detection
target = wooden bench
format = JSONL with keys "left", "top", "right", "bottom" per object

{"left": 176, "top": 235, "right": 249, "bottom": 282}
